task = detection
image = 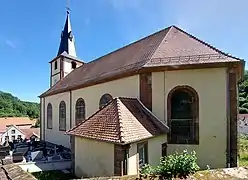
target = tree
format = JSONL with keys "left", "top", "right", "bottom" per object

{"left": 0, "top": 91, "right": 40, "bottom": 119}
{"left": 239, "top": 70, "right": 248, "bottom": 114}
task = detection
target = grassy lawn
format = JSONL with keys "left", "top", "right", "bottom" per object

{"left": 32, "top": 170, "right": 76, "bottom": 180}
{"left": 239, "top": 134, "right": 248, "bottom": 166}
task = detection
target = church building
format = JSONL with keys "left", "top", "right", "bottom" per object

{"left": 39, "top": 10, "right": 245, "bottom": 178}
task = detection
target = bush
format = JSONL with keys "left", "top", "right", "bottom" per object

{"left": 140, "top": 150, "right": 200, "bottom": 179}
{"left": 140, "top": 164, "right": 157, "bottom": 176}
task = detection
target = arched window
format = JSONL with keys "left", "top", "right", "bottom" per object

{"left": 47, "top": 103, "right": 53, "bottom": 129}
{"left": 167, "top": 85, "right": 199, "bottom": 144}
{"left": 59, "top": 101, "right": 66, "bottom": 131}
{"left": 99, "top": 93, "right": 113, "bottom": 109}
{"left": 75, "top": 98, "right": 86, "bottom": 125}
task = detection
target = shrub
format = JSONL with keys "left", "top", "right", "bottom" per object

{"left": 140, "top": 164, "right": 156, "bottom": 176}
{"left": 140, "top": 150, "right": 200, "bottom": 179}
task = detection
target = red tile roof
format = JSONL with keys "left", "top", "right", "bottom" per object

{"left": 0, "top": 117, "right": 35, "bottom": 133}
{"left": 66, "top": 97, "right": 169, "bottom": 144}
{"left": 40, "top": 25, "right": 243, "bottom": 97}
{"left": 20, "top": 128, "right": 40, "bottom": 139}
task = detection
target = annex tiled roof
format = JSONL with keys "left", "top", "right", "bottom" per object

{"left": 41, "top": 25, "right": 243, "bottom": 97}
{"left": 66, "top": 97, "right": 169, "bottom": 144}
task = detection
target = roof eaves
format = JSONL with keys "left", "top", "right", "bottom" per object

{"left": 136, "top": 98, "right": 169, "bottom": 133}
{"left": 49, "top": 54, "right": 62, "bottom": 63}
{"left": 40, "top": 66, "right": 142, "bottom": 98}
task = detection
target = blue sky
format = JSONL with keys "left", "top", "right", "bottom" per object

{"left": 0, "top": 0, "right": 247, "bottom": 102}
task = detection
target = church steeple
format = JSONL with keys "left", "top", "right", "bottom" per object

{"left": 57, "top": 8, "right": 77, "bottom": 57}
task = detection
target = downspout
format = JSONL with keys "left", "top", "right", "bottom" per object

{"left": 226, "top": 68, "right": 231, "bottom": 168}
{"left": 43, "top": 97, "right": 46, "bottom": 141}
{"left": 163, "top": 72, "right": 166, "bottom": 124}
{"left": 69, "top": 90, "right": 75, "bottom": 173}
{"left": 39, "top": 98, "right": 42, "bottom": 141}
{"left": 70, "top": 90, "right": 72, "bottom": 129}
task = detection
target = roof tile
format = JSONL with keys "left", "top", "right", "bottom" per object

{"left": 66, "top": 97, "right": 168, "bottom": 144}
{"left": 41, "top": 25, "right": 242, "bottom": 97}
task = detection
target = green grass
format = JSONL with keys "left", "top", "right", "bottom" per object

{"left": 32, "top": 170, "right": 76, "bottom": 180}
{"left": 238, "top": 134, "right": 248, "bottom": 166}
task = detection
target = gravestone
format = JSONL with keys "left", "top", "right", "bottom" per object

{"left": 31, "top": 151, "right": 43, "bottom": 161}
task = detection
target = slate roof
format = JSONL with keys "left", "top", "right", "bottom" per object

{"left": 57, "top": 11, "right": 77, "bottom": 57}
{"left": 40, "top": 25, "right": 243, "bottom": 97}
{"left": 66, "top": 97, "right": 169, "bottom": 144}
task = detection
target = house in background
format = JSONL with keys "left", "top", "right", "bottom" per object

{"left": 39, "top": 10, "right": 245, "bottom": 178}
{"left": 21, "top": 128, "right": 40, "bottom": 141}
{"left": 1, "top": 124, "right": 40, "bottom": 144}
{"left": 0, "top": 117, "right": 38, "bottom": 144}
{"left": 1, "top": 125, "right": 24, "bottom": 143}
{"left": 0, "top": 117, "right": 35, "bottom": 132}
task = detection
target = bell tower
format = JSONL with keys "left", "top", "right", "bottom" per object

{"left": 49, "top": 4, "right": 83, "bottom": 87}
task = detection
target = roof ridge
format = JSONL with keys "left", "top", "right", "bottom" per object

{"left": 82, "top": 26, "right": 172, "bottom": 67}
{"left": 172, "top": 25, "right": 243, "bottom": 61}
{"left": 144, "top": 26, "right": 174, "bottom": 66}
{"left": 43, "top": 27, "right": 172, "bottom": 97}
{"left": 116, "top": 98, "right": 125, "bottom": 143}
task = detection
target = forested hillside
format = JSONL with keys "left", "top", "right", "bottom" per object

{"left": 239, "top": 70, "right": 248, "bottom": 114}
{"left": 0, "top": 91, "right": 39, "bottom": 119}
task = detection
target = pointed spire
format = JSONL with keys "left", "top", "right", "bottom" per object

{"left": 57, "top": 5, "right": 77, "bottom": 57}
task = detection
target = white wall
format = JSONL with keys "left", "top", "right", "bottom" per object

{"left": 51, "top": 57, "right": 61, "bottom": 87}
{"left": 63, "top": 57, "right": 82, "bottom": 77}
{"left": 1, "top": 126, "right": 25, "bottom": 144}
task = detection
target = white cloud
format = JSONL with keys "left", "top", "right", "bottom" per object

{"left": 5, "top": 39, "right": 16, "bottom": 49}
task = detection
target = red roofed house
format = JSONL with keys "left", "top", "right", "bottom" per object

{"left": 0, "top": 117, "right": 35, "bottom": 142}
{"left": 39, "top": 11, "right": 245, "bottom": 178}
{"left": 0, "top": 117, "right": 39, "bottom": 144}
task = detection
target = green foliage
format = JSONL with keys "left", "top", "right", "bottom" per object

{"left": 239, "top": 70, "right": 248, "bottom": 114}
{"left": 0, "top": 91, "right": 40, "bottom": 119}
{"left": 140, "top": 150, "right": 200, "bottom": 179}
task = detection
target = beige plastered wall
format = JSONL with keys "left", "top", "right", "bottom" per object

{"left": 71, "top": 75, "right": 140, "bottom": 127}
{"left": 74, "top": 137, "right": 114, "bottom": 178}
{"left": 43, "top": 92, "right": 71, "bottom": 148}
{"left": 128, "top": 135, "right": 167, "bottom": 175}
{"left": 152, "top": 67, "right": 227, "bottom": 169}
{"left": 42, "top": 75, "right": 139, "bottom": 147}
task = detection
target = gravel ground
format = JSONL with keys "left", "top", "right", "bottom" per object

{"left": 187, "top": 167, "right": 248, "bottom": 180}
